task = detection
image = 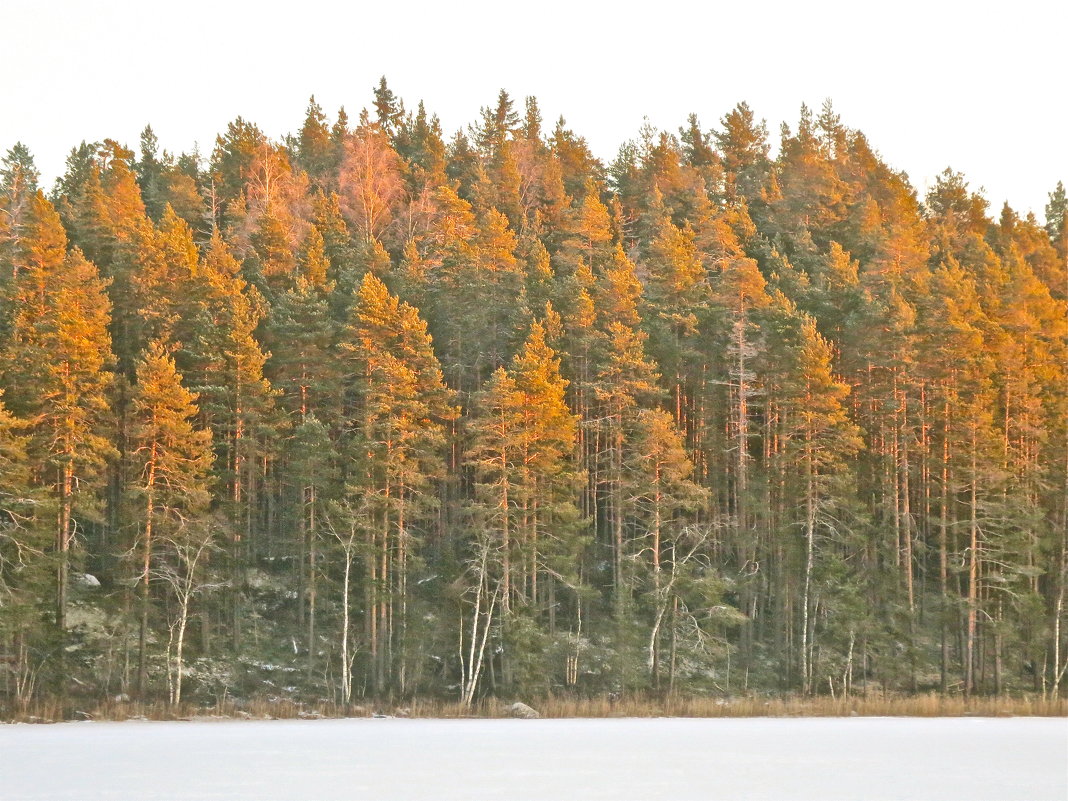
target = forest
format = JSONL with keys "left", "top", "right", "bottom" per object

{"left": 0, "top": 81, "right": 1065, "bottom": 713}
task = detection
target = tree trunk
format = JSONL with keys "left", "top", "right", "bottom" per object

{"left": 56, "top": 463, "right": 73, "bottom": 632}
{"left": 306, "top": 486, "right": 318, "bottom": 679}
{"left": 965, "top": 429, "right": 979, "bottom": 695}
{"left": 801, "top": 443, "right": 815, "bottom": 695}
{"left": 940, "top": 393, "right": 951, "bottom": 693}
{"left": 138, "top": 452, "right": 157, "bottom": 697}
{"left": 340, "top": 534, "right": 355, "bottom": 705}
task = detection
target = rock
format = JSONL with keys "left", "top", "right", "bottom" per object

{"left": 506, "top": 702, "right": 540, "bottom": 719}
{"left": 75, "top": 573, "right": 101, "bottom": 588}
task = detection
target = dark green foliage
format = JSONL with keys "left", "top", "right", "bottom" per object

{"left": 1, "top": 92, "right": 1065, "bottom": 714}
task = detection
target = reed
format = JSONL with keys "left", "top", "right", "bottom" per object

{"left": 4, "top": 692, "right": 1065, "bottom": 724}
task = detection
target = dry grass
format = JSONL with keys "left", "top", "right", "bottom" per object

{"left": 520, "top": 693, "right": 1068, "bottom": 719}
{"left": 4, "top": 692, "right": 1065, "bottom": 723}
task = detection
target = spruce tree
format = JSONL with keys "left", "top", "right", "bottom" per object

{"left": 0, "top": 143, "right": 40, "bottom": 283}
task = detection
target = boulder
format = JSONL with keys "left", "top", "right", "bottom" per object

{"left": 506, "top": 702, "right": 540, "bottom": 719}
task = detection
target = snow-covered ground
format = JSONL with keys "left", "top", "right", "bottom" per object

{"left": 1, "top": 716, "right": 1064, "bottom": 800}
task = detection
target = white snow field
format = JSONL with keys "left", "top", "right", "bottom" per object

{"left": 1, "top": 716, "right": 1065, "bottom": 800}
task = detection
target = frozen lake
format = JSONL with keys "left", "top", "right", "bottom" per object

{"left": 1, "top": 716, "right": 1065, "bottom": 800}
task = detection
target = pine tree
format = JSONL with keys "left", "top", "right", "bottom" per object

{"left": 550, "top": 117, "right": 602, "bottom": 200}
{"left": 0, "top": 393, "right": 50, "bottom": 706}
{"left": 589, "top": 248, "right": 662, "bottom": 613}
{"left": 127, "top": 341, "right": 213, "bottom": 695}
{"left": 464, "top": 319, "right": 582, "bottom": 693}
{"left": 555, "top": 184, "right": 614, "bottom": 280}
{"left": 777, "top": 315, "right": 863, "bottom": 692}
{"left": 625, "top": 408, "right": 707, "bottom": 688}
{"left": 132, "top": 205, "right": 200, "bottom": 357}
{"left": 419, "top": 186, "right": 529, "bottom": 395}
{"left": 337, "top": 273, "right": 456, "bottom": 694}
{"left": 209, "top": 117, "right": 267, "bottom": 214}
{"left": 173, "top": 232, "right": 275, "bottom": 650}
{"left": 715, "top": 103, "right": 771, "bottom": 203}
{"left": 642, "top": 213, "right": 709, "bottom": 427}
{"left": 266, "top": 273, "right": 338, "bottom": 424}
{"left": 311, "top": 190, "right": 357, "bottom": 299}
{"left": 0, "top": 193, "right": 115, "bottom": 631}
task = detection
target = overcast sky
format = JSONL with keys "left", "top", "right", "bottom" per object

{"left": 5, "top": 0, "right": 1065, "bottom": 220}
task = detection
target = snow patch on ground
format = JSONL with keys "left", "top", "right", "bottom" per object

{"left": 1, "top": 716, "right": 1064, "bottom": 800}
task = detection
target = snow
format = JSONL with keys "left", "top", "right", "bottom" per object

{"left": 1, "top": 716, "right": 1065, "bottom": 800}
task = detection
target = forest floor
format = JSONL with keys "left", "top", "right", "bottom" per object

{"left": 4, "top": 691, "right": 1066, "bottom": 723}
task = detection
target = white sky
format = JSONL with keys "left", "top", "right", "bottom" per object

{"left": 5, "top": 0, "right": 1066, "bottom": 220}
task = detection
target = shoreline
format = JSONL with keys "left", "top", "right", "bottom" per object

{"left": 5, "top": 692, "right": 1066, "bottom": 724}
